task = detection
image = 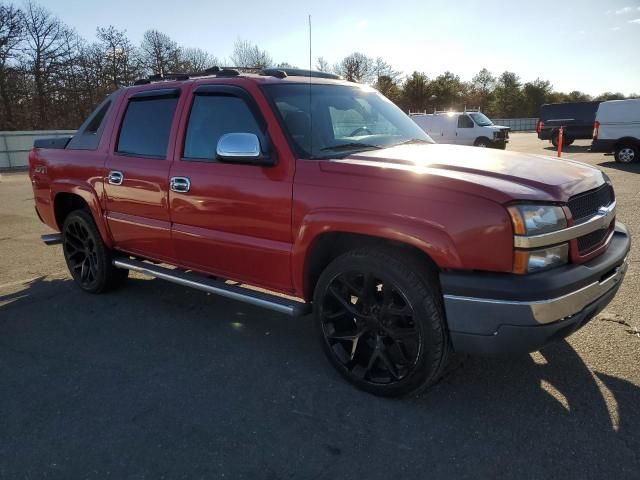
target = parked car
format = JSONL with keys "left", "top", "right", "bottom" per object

{"left": 536, "top": 101, "right": 600, "bottom": 147}
{"left": 29, "top": 68, "right": 630, "bottom": 397}
{"left": 591, "top": 98, "right": 640, "bottom": 163}
{"left": 410, "top": 111, "right": 509, "bottom": 149}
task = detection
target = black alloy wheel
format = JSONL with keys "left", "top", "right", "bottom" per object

{"left": 62, "top": 209, "right": 128, "bottom": 293}
{"left": 64, "top": 216, "right": 99, "bottom": 289}
{"left": 320, "top": 270, "right": 421, "bottom": 384}
{"left": 314, "top": 248, "right": 450, "bottom": 397}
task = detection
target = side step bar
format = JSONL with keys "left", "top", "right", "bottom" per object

{"left": 112, "top": 258, "right": 311, "bottom": 317}
{"left": 41, "top": 233, "right": 63, "bottom": 245}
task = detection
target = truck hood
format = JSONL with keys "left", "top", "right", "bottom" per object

{"left": 324, "top": 143, "right": 605, "bottom": 204}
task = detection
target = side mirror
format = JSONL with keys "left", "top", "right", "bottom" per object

{"left": 216, "top": 133, "right": 273, "bottom": 165}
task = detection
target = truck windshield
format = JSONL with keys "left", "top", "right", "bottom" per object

{"left": 263, "top": 84, "right": 433, "bottom": 159}
{"left": 468, "top": 112, "right": 493, "bottom": 127}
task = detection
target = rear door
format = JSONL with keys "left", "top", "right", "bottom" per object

{"left": 168, "top": 84, "right": 294, "bottom": 292}
{"left": 103, "top": 87, "right": 183, "bottom": 263}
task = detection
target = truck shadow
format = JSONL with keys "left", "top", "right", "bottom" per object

{"left": 1, "top": 276, "right": 638, "bottom": 477}
{"left": 598, "top": 160, "right": 640, "bottom": 174}
{"left": 543, "top": 144, "right": 592, "bottom": 154}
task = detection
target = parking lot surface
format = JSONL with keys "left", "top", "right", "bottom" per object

{"left": 1, "top": 132, "right": 639, "bottom": 479}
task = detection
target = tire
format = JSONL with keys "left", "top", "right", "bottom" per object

{"left": 614, "top": 144, "right": 638, "bottom": 164}
{"left": 551, "top": 133, "right": 559, "bottom": 148}
{"left": 62, "top": 209, "right": 128, "bottom": 293}
{"left": 313, "top": 248, "right": 450, "bottom": 397}
{"left": 474, "top": 137, "right": 490, "bottom": 148}
{"left": 564, "top": 138, "right": 574, "bottom": 146}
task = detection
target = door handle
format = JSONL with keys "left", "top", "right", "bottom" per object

{"left": 107, "top": 171, "right": 123, "bottom": 185}
{"left": 170, "top": 176, "right": 191, "bottom": 193}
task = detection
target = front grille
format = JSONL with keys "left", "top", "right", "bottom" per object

{"left": 576, "top": 226, "right": 611, "bottom": 255}
{"left": 495, "top": 129, "right": 509, "bottom": 139}
{"left": 568, "top": 184, "right": 614, "bottom": 223}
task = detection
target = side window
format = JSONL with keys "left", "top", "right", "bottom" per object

{"left": 67, "top": 96, "right": 113, "bottom": 150}
{"left": 183, "top": 94, "right": 261, "bottom": 161}
{"left": 117, "top": 96, "right": 178, "bottom": 158}
{"left": 457, "top": 115, "right": 474, "bottom": 128}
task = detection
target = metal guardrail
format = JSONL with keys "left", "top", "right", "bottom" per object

{"left": 492, "top": 118, "right": 538, "bottom": 132}
{"left": 0, "top": 130, "right": 75, "bottom": 169}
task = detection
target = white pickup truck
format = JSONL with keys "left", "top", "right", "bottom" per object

{"left": 411, "top": 111, "right": 510, "bottom": 149}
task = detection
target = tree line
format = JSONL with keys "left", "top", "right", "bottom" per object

{"left": 0, "top": 1, "right": 636, "bottom": 131}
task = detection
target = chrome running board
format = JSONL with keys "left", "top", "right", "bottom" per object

{"left": 112, "top": 257, "right": 310, "bottom": 317}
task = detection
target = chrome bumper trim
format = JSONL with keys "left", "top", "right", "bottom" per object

{"left": 443, "top": 256, "right": 628, "bottom": 325}
{"left": 514, "top": 201, "right": 616, "bottom": 249}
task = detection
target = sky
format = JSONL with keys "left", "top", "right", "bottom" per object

{"left": 36, "top": 0, "right": 640, "bottom": 96}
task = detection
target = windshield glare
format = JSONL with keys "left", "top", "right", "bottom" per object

{"left": 264, "top": 84, "right": 434, "bottom": 158}
{"left": 469, "top": 112, "right": 493, "bottom": 127}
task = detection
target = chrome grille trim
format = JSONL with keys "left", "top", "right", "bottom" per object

{"left": 514, "top": 201, "right": 616, "bottom": 249}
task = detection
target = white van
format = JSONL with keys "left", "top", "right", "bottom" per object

{"left": 410, "top": 111, "right": 510, "bottom": 149}
{"left": 591, "top": 99, "right": 640, "bottom": 163}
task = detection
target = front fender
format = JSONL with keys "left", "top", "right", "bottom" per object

{"left": 50, "top": 180, "right": 114, "bottom": 248}
{"left": 291, "top": 208, "right": 461, "bottom": 299}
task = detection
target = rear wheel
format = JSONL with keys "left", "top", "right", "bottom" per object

{"left": 614, "top": 144, "right": 638, "bottom": 163}
{"left": 314, "top": 248, "right": 450, "bottom": 397}
{"left": 62, "top": 209, "right": 128, "bottom": 293}
{"left": 551, "top": 132, "right": 559, "bottom": 148}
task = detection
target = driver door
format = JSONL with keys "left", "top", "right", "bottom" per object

{"left": 456, "top": 114, "right": 476, "bottom": 145}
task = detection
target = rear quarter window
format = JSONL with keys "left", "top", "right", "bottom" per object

{"left": 67, "top": 93, "right": 116, "bottom": 150}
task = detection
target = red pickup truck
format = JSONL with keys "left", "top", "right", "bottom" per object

{"left": 29, "top": 68, "right": 630, "bottom": 396}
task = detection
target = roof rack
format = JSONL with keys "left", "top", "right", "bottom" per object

{"left": 261, "top": 68, "right": 342, "bottom": 80}
{"left": 131, "top": 66, "right": 341, "bottom": 86}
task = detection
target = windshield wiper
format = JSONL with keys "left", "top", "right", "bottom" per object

{"left": 320, "top": 142, "right": 382, "bottom": 152}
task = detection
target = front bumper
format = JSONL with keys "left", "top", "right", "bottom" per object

{"left": 441, "top": 222, "right": 630, "bottom": 355}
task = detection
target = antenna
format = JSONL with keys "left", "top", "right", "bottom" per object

{"left": 308, "top": 14, "right": 313, "bottom": 157}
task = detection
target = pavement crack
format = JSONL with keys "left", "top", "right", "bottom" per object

{"left": 599, "top": 314, "right": 640, "bottom": 338}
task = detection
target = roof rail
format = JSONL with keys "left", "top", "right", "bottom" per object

{"left": 261, "top": 68, "right": 342, "bottom": 80}
{"left": 130, "top": 66, "right": 342, "bottom": 86}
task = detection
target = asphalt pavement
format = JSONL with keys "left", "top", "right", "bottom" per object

{"left": 1, "top": 133, "right": 639, "bottom": 479}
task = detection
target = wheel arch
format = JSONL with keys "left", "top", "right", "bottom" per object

{"left": 292, "top": 213, "right": 461, "bottom": 301}
{"left": 474, "top": 136, "right": 491, "bottom": 146}
{"left": 51, "top": 182, "right": 114, "bottom": 248}
{"left": 614, "top": 137, "right": 640, "bottom": 149}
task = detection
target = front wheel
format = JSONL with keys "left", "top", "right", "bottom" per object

{"left": 474, "top": 137, "right": 490, "bottom": 148}
{"left": 614, "top": 144, "right": 638, "bottom": 163}
{"left": 62, "top": 209, "right": 128, "bottom": 293}
{"left": 314, "top": 248, "right": 450, "bottom": 397}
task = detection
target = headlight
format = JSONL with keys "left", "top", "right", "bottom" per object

{"left": 508, "top": 204, "right": 567, "bottom": 236}
{"left": 513, "top": 244, "right": 569, "bottom": 274}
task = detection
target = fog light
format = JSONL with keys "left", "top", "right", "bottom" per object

{"left": 513, "top": 244, "right": 569, "bottom": 274}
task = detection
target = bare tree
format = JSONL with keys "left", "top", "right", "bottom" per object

{"left": 0, "top": 3, "right": 24, "bottom": 129}
{"left": 97, "top": 25, "right": 139, "bottom": 88}
{"left": 140, "top": 29, "right": 180, "bottom": 76}
{"left": 180, "top": 47, "right": 218, "bottom": 72}
{"left": 371, "top": 57, "right": 400, "bottom": 83}
{"left": 315, "top": 56, "right": 329, "bottom": 72}
{"left": 229, "top": 39, "right": 272, "bottom": 69}
{"left": 22, "top": 1, "right": 73, "bottom": 128}
{"left": 335, "top": 52, "right": 373, "bottom": 83}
